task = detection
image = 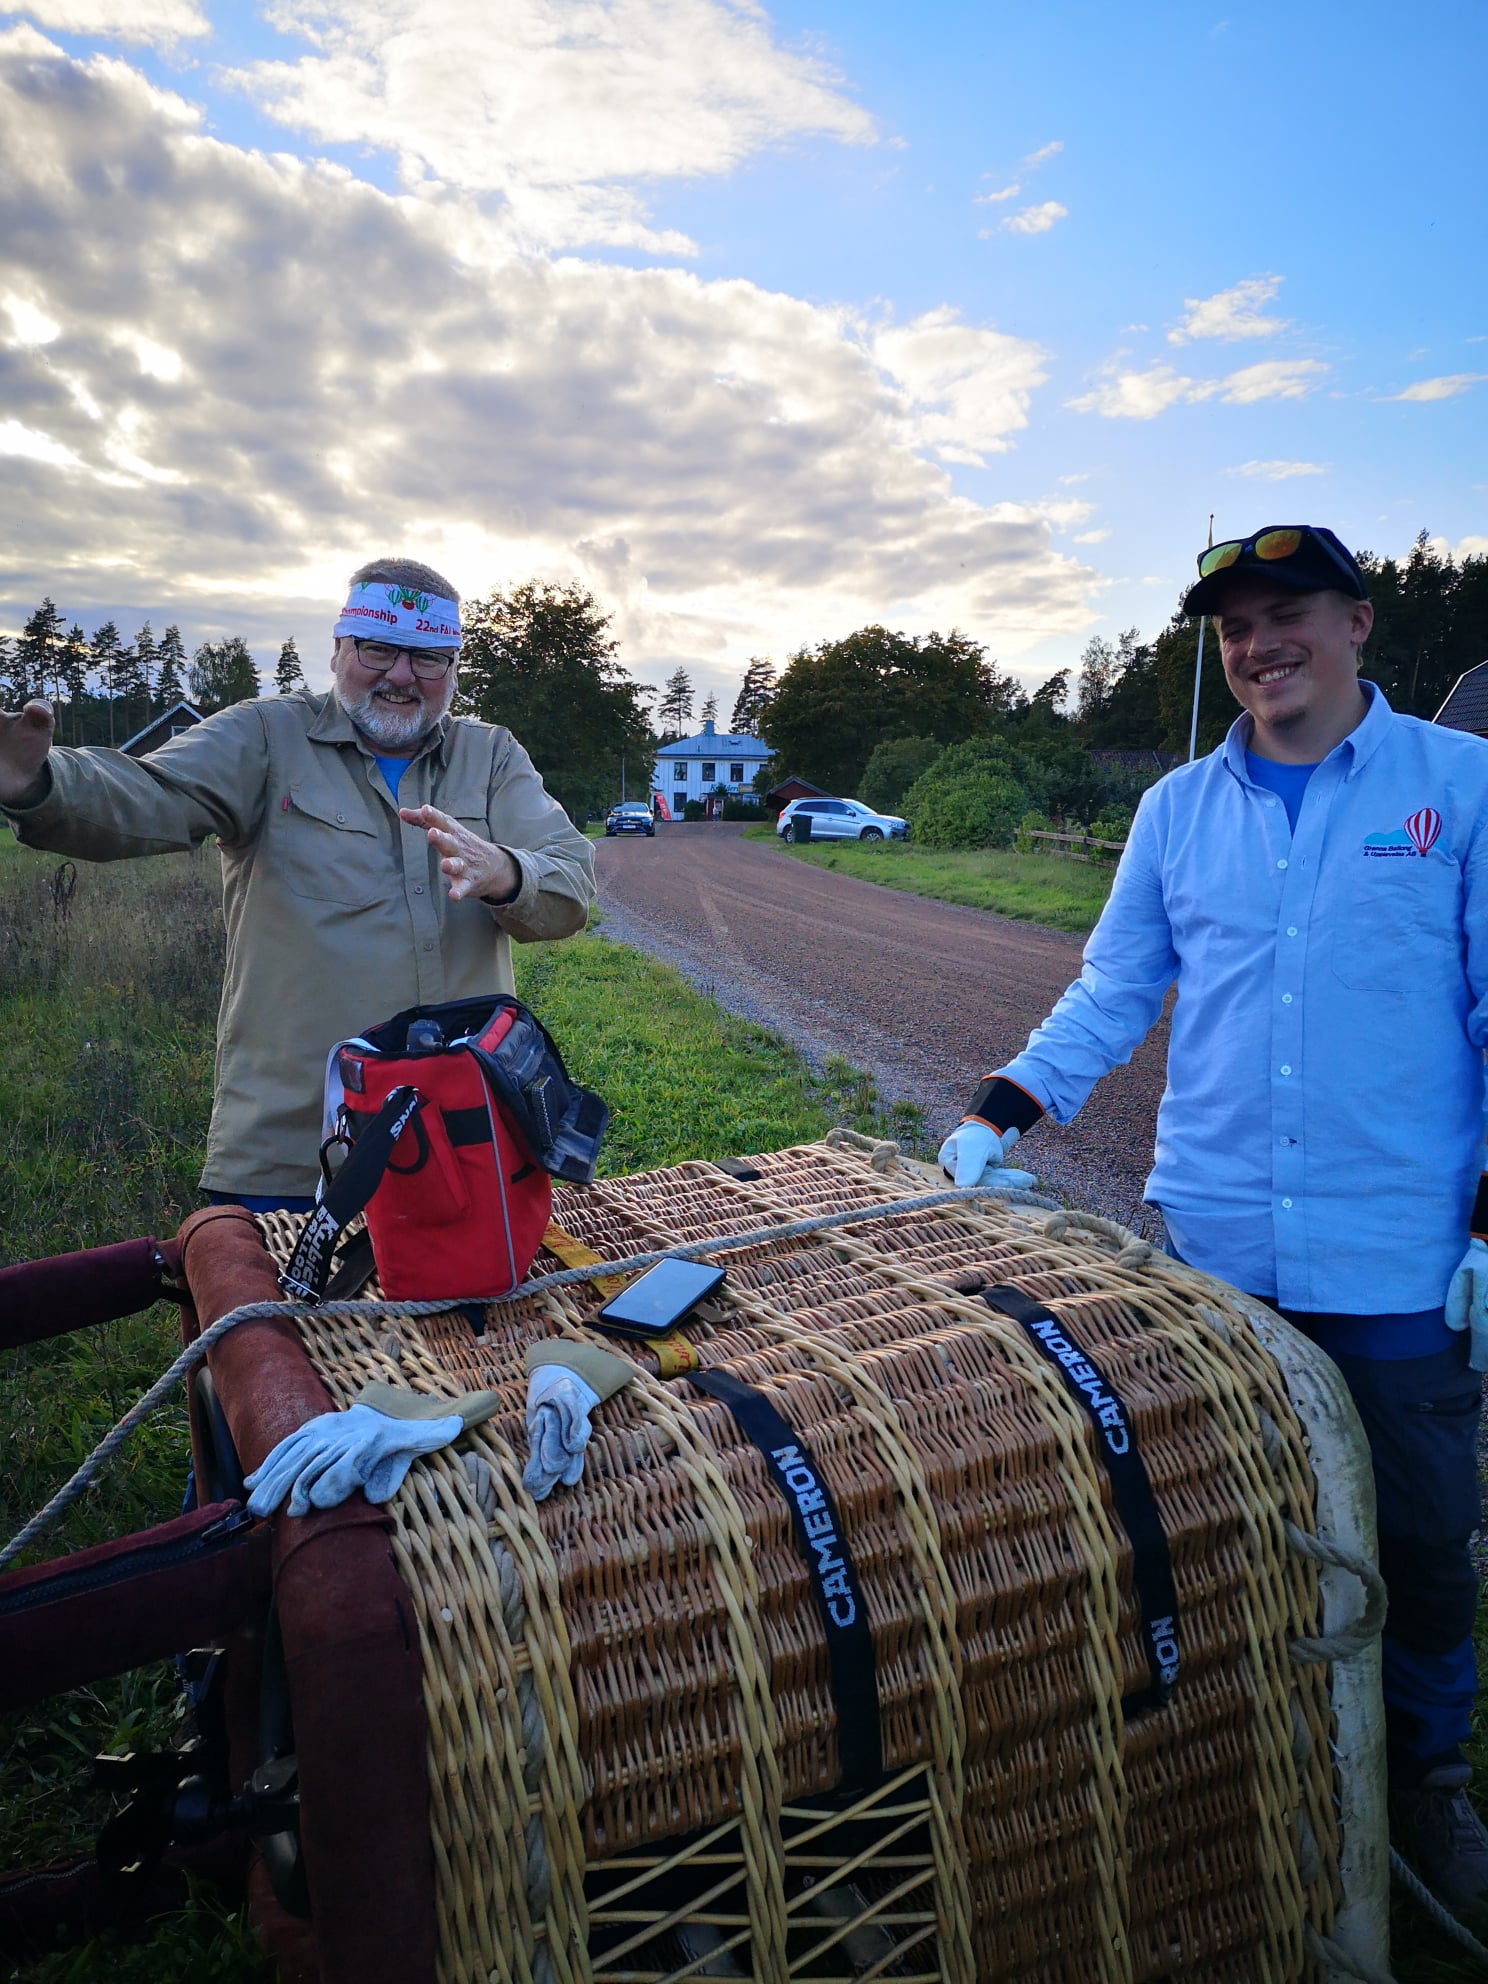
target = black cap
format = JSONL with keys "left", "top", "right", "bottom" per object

{"left": 1183, "top": 525, "right": 1369, "bottom": 617}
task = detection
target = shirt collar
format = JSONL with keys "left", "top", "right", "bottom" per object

{"left": 1221, "top": 678, "right": 1393, "bottom": 784}
{"left": 309, "top": 689, "right": 454, "bottom": 764}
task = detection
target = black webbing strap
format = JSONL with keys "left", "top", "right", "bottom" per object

{"left": 982, "top": 1285, "right": 1180, "bottom": 1717}
{"left": 687, "top": 1367, "right": 882, "bottom": 1792}
{"left": 280, "top": 1087, "right": 423, "bottom": 1304}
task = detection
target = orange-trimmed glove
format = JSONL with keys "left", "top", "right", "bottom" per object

{"left": 937, "top": 1076, "right": 1046, "bottom": 1189}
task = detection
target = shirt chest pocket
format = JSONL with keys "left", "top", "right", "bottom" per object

{"left": 277, "top": 785, "right": 386, "bottom": 907}
{"left": 1329, "top": 856, "right": 1462, "bottom": 992}
{"left": 438, "top": 773, "right": 492, "bottom": 841}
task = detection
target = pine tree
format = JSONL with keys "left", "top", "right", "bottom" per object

{"left": 699, "top": 691, "right": 718, "bottom": 724}
{"left": 131, "top": 622, "right": 158, "bottom": 729}
{"left": 16, "top": 597, "right": 64, "bottom": 702}
{"left": 190, "top": 637, "right": 260, "bottom": 711}
{"left": 274, "top": 636, "right": 306, "bottom": 696}
{"left": 113, "top": 631, "right": 149, "bottom": 742}
{"left": 657, "top": 667, "right": 694, "bottom": 739}
{"left": 730, "top": 656, "right": 776, "bottom": 735}
{"left": 155, "top": 625, "right": 186, "bottom": 711}
{"left": 92, "top": 620, "right": 125, "bottom": 745}
{"left": 60, "top": 625, "right": 89, "bottom": 743}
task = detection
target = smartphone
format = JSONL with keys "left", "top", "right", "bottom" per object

{"left": 594, "top": 1258, "right": 725, "bottom": 1337}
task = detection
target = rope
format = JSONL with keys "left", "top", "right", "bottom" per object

{"left": 0, "top": 1178, "right": 1059, "bottom": 1574}
{"left": 1282, "top": 1521, "right": 1389, "bottom": 1664}
{"left": 1302, "top": 1921, "right": 1400, "bottom": 1984}
{"left": 1390, "top": 1846, "right": 1488, "bottom": 1970}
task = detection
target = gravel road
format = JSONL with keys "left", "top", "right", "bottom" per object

{"left": 594, "top": 822, "right": 1169, "bottom": 1230}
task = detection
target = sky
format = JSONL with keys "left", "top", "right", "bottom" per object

{"left": 0, "top": 0, "right": 1484, "bottom": 714}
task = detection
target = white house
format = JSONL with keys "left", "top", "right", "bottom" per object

{"left": 651, "top": 719, "right": 772, "bottom": 817}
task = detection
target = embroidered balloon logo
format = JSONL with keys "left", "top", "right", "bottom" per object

{"left": 1405, "top": 807, "right": 1442, "bottom": 855}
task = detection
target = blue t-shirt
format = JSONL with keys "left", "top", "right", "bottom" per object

{"left": 1244, "top": 750, "right": 1318, "bottom": 834}
{"left": 373, "top": 754, "right": 409, "bottom": 796}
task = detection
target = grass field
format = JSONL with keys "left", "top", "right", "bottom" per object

{"left": 0, "top": 827, "right": 1483, "bottom": 1980}
{"left": 744, "top": 822, "right": 1116, "bottom": 934}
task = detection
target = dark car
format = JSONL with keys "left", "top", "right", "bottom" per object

{"left": 606, "top": 801, "right": 655, "bottom": 837}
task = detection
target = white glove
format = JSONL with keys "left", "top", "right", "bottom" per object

{"left": 243, "top": 1380, "right": 500, "bottom": 1518}
{"left": 246, "top": 1402, "right": 464, "bottom": 1517}
{"left": 523, "top": 1365, "right": 603, "bottom": 1500}
{"left": 1445, "top": 1237, "right": 1488, "bottom": 1372}
{"left": 936, "top": 1119, "right": 1039, "bottom": 1192}
{"left": 521, "top": 1339, "right": 637, "bottom": 1502}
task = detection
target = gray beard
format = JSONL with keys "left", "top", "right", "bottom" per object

{"left": 337, "top": 681, "right": 448, "bottom": 751}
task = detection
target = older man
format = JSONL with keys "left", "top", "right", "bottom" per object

{"left": 0, "top": 556, "right": 596, "bottom": 1206}
{"left": 940, "top": 524, "right": 1488, "bottom": 1914}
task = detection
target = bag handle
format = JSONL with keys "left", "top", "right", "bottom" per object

{"left": 280, "top": 1087, "right": 423, "bottom": 1304}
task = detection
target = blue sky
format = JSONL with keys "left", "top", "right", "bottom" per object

{"left": 0, "top": 0, "right": 1482, "bottom": 707}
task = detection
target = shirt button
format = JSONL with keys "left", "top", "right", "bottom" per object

{"left": 1276, "top": 858, "right": 1288, "bottom": 870}
{"left": 1281, "top": 1197, "right": 1293, "bottom": 1209}
{"left": 413, "top": 884, "right": 425, "bottom": 895}
{"left": 422, "top": 940, "right": 434, "bottom": 951}
{"left": 336, "top": 812, "right": 346, "bottom": 824}
{"left": 1281, "top": 993, "right": 1293, "bottom": 1004}
{"left": 1286, "top": 926, "right": 1298, "bottom": 937}
{"left": 1280, "top": 1064, "right": 1292, "bottom": 1076}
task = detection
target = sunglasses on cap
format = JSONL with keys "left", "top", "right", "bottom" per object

{"left": 1197, "top": 525, "right": 1365, "bottom": 590}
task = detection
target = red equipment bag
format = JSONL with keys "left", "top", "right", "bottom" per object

{"left": 281, "top": 996, "right": 608, "bottom": 1304}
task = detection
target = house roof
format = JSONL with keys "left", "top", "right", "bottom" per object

{"left": 1434, "top": 660, "right": 1488, "bottom": 735}
{"left": 654, "top": 719, "right": 771, "bottom": 759}
{"left": 764, "top": 776, "right": 828, "bottom": 801}
{"left": 119, "top": 700, "right": 205, "bottom": 755}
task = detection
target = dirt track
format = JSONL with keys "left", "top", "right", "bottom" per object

{"left": 594, "top": 822, "right": 1170, "bottom": 1228}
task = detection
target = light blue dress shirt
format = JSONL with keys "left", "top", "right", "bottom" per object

{"left": 1002, "top": 683, "right": 1488, "bottom": 1312}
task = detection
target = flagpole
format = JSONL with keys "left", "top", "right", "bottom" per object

{"left": 1187, "top": 513, "right": 1214, "bottom": 764}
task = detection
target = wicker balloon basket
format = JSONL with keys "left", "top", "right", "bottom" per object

{"left": 240, "top": 1134, "right": 1387, "bottom": 1984}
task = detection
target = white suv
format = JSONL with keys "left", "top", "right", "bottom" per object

{"left": 776, "top": 797, "right": 909, "bottom": 842}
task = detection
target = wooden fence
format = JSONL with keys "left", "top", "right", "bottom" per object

{"left": 1021, "top": 828, "right": 1127, "bottom": 863}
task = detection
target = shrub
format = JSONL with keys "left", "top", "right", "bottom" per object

{"left": 683, "top": 799, "right": 706, "bottom": 820}
{"left": 1086, "top": 808, "right": 1133, "bottom": 862}
{"left": 858, "top": 736, "right": 943, "bottom": 815}
{"left": 905, "top": 771, "right": 1027, "bottom": 850}
{"left": 1014, "top": 809, "right": 1050, "bottom": 855}
{"left": 721, "top": 797, "right": 763, "bottom": 820}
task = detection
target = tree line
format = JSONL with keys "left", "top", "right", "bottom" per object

{"left": 1, "top": 598, "right": 306, "bottom": 747}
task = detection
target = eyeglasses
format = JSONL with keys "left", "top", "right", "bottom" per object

{"left": 352, "top": 638, "right": 457, "bottom": 680}
{"left": 1197, "top": 525, "right": 1361, "bottom": 588}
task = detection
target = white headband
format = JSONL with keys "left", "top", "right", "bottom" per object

{"left": 334, "top": 581, "right": 461, "bottom": 650}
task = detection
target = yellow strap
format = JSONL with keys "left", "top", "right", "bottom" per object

{"left": 540, "top": 1220, "right": 627, "bottom": 1299}
{"left": 652, "top": 1334, "right": 700, "bottom": 1378}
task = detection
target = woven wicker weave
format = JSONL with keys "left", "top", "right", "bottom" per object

{"left": 256, "top": 1136, "right": 1373, "bottom": 1984}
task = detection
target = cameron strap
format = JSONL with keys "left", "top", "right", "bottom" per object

{"left": 982, "top": 1285, "right": 1180, "bottom": 1717}
{"left": 688, "top": 1367, "right": 882, "bottom": 1792}
{"left": 280, "top": 1087, "right": 424, "bottom": 1304}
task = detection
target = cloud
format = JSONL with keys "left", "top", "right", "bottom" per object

{"left": 974, "top": 182, "right": 1020, "bottom": 205}
{"left": 1168, "top": 274, "right": 1288, "bottom": 345}
{"left": 872, "top": 306, "right": 1048, "bottom": 466}
{"left": 0, "top": 27, "right": 1099, "bottom": 680}
{"left": 998, "top": 200, "right": 1067, "bottom": 236}
{"left": 1068, "top": 354, "right": 1327, "bottom": 418}
{"left": 1021, "top": 140, "right": 1062, "bottom": 169}
{"left": 223, "top": 0, "right": 876, "bottom": 253}
{"left": 1387, "top": 373, "right": 1487, "bottom": 402}
{"left": 1229, "top": 459, "right": 1329, "bottom": 480}
{"left": 1217, "top": 358, "right": 1327, "bottom": 403}
{"left": 1, "top": 0, "right": 206, "bottom": 44}
{"left": 1072, "top": 527, "right": 1110, "bottom": 543}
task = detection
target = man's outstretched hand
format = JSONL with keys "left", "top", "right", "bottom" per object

{"left": 398, "top": 801, "right": 521, "bottom": 904}
{"left": 0, "top": 700, "right": 55, "bottom": 808}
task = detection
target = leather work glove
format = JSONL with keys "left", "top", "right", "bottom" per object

{"left": 245, "top": 1380, "right": 501, "bottom": 1518}
{"left": 937, "top": 1074, "right": 1048, "bottom": 1190}
{"left": 1445, "top": 1236, "right": 1488, "bottom": 1373}
{"left": 522, "top": 1340, "right": 635, "bottom": 1502}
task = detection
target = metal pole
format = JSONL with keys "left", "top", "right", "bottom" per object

{"left": 1187, "top": 512, "right": 1214, "bottom": 764}
{"left": 620, "top": 750, "right": 625, "bottom": 802}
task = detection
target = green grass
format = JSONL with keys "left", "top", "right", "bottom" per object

{"left": 744, "top": 822, "right": 1116, "bottom": 934}
{"left": 0, "top": 830, "right": 1483, "bottom": 1981}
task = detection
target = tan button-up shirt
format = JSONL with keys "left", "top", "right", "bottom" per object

{"left": 5, "top": 692, "right": 596, "bottom": 1196}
